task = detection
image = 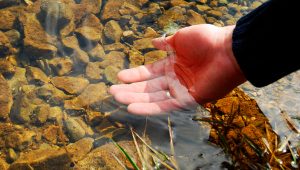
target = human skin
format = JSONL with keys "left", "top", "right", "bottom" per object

{"left": 109, "top": 24, "right": 246, "bottom": 115}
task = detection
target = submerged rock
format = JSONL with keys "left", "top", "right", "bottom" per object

{"left": 144, "top": 27, "right": 159, "bottom": 38}
{"left": 19, "top": 13, "right": 57, "bottom": 59}
{"left": 48, "top": 57, "right": 73, "bottom": 76}
{"left": 88, "top": 43, "right": 105, "bottom": 61}
{"left": 7, "top": 67, "right": 28, "bottom": 96}
{"left": 26, "top": 66, "right": 50, "bottom": 85}
{"left": 8, "top": 146, "right": 71, "bottom": 170}
{"left": 76, "top": 141, "right": 140, "bottom": 169}
{"left": 101, "top": 0, "right": 128, "bottom": 21}
{"left": 39, "top": 0, "right": 74, "bottom": 33}
{"left": 0, "top": 58, "right": 16, "bottom": 76}
{"left": 7, "top": 148, "right": 18, "bottom": 163}
{"left": 119, "top": 2, "right": 141, "bottom": 15}
{"left": 42, "top": 125, "right": 63, "bottom": 144}
{"left": 104, "top": 65, "right": 120, "bottom": 84}
{"left": 133, "top": 38, "right": 155, "bottom": 52}
{"left": 0, "top": 9, "right": 17, "bottom": 30}
{"left": 75, "top": 26, "right": 102, "bottom": 42}
{"left": 4, "top": 128, "right": 36, "bottom": 150}
{"left": 64, "top": 117, "right": 93, "bottom": 142}
{"left": 11, "top": 91, "right": 37, "bottom": 123}
{"left": 85, "top": 62, "right": 103, "bottom": 81}
{"left": 0, "top": 74, "right": 13, "bottom": 120}
{"left": 0, "top": 158, "right": 8, "bottom": 170}
{"left": 64, "top": 83, "right": 107, "bottom": 110}
{"left": 157, "top": 6, "right": 186, "bottom": 29}
{"left": 61, "top": 35, "right": 90, "bottom": 64}
{"left": 144, "top": 50, "right": 167, "bottom": 64}
{"left": 37, "top": 83, "right": 73, "bottom": 105}
{"left": 103, "top": 20, "right": 123, "bottom": 44}
{"left": 99, "top": 51, "right": 125, "bottom": 69}
{"left": 8, "top": 137, "right": 93, "bottom": 169}
{"left": 0, "top": 31, "right": 14, "bottom": 57}
{"left": 187, "top": 9, "right": 206, "bottom": 25}
{"left": 48, "top": 106, "right": 63, "bottom": 124}
{"left": 103, "top": 42, "right": 128, "bottom": 53}
{"left": 129, "top": 50, "right": 144, "bottom": 68}
{"left": 4, "top": 29, "right": 21, "bottom": 46}
{"left": 31, "top": 104, "right": 50, "bottom": 125}
{"left": 51, "top": 76, "right": 89, "bottom": 95}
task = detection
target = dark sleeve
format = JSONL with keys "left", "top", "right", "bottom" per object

{"left": 232, "top": 0, "right": 300, "bottom": 87}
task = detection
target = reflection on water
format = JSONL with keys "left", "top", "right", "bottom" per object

{"left": 241, "top": 71, "right": 300, "bottom": 149}
{"left": 0, "top": 0, "right": 298, "bottom": 169}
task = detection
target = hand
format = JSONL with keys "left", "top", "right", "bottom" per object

{"left": 109, "top": 24, "right": 246, "bottom": 115}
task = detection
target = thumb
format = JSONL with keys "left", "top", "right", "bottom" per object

{"left": 152, "top": 34, "right": 175, "bottom": 51}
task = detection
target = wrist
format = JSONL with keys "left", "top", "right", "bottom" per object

{"left": 222, "top": 25, "right": 247, "bottom": 85}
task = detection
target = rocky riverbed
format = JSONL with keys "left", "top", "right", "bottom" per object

{"left": 0, "top": 0, "right": 298, "bottom": 169}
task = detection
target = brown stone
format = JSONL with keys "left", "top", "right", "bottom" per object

{"left": 0, "top": 31, "right": 14, "bottom": 57}
{"left": 207, "top": 10, "right": 223, "bottom": 18}
{"left": 76, "top": 141, "right": 140, "bottom": 169}
{"left": 187, "top": 10, "right": 206, "bottom": 26}
{"left": 133, "top": 38, "right": 155, "bottom": 52}
{"left": 64, "top": 83, "right": 107, "bottom": 110}
{"left": 87, "top": 43, "right": 105, "bottom": 62}
{"left": 39, "top": 0, "right": 74, "bottom": 32}
{"left": 157, "top": 6, "right": 186, "bottom": 29}
{"left": 86, "top": 62, "right": 103, "bottom": 81}
{"left": 64, "top": 117, "right": 86, "bottom": 141}
{"left": 103, "top": 20, "right": 123, "bottom": 44}
{"left": 119, "top": 2, "right": 141, "bottom": 15}
{"left": 0, "top": 158, "right": 9, "bottom": 170}
{"left": 99, "top": 51, "right": 125, "bottom": 69}
{"left": 80, "top": 14, "right": 102, "bottom": 29}
{"left": 19, "top": 13, "right": 57, "bottom": 59}
{"left": 31, "top": 104, "right": 50, "bottom": 125}
{"left": 0, "top": 58, "right": 16, "bottom": 76}
{"left": 196, "top": 4, "right": 211, "bottom": 12}
{"left": 4, "top": 29, "right": 21, "bottom": 46}
{"left": 8, "top": 146, "right": 71, "bottom": 170}
{"left": 75, "top": 26, "right": 102, "bottom": 42}
{"left": 215, "top": 97, "right": 239, "bottom": 115}
{"left": 80, "top": 0, "right": 102, "bottom": 14}
{"left": 104, "top": 65, "right": 120, "bottom": 84}
{"left": 61, "top": 36, "right": 89, "bottom": 64}
{"left": 51, "top": 76, "right": 89, "bottom": 95}
{"left": 5, "top": 129, "right": 36, "bottom": 150}
{"left": 26, "top": 66, "right": 49, "bottom": 85}
{"left": 37, "top": 84, "right": 73, "bottom": 105}
{"left": 0, "top": 74, "right": 13, "bottom": 120}
{"left": 144, "top": 27, "right": 159, "bottom": 38}
{"left": 144, "top": 50, "right": 167, "bottom": 64}
{"left": 48, "top": 57, "right": 73, "bottom": 76}
{"left": 0, "top": 10, "right": 17, "bottom": 30}
{"left": 42, "top": 125, "right": 61, "bottom": 144}
{"left": 86, "top": 110, "right": 103, "bottom": 125}
{"left": 9, "top": 137, "right": 93, "bottom": 169}
{"left": 103, "top": 42, "right": 128, "bottom": 53}
{"left": 129, "top": 50, "right": 144, "bottom": 68}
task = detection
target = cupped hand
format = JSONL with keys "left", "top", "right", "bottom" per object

{"left": 109, "top": 24, "right": 246, "bottom": 115}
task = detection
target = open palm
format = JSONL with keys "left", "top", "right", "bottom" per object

{"left": 109, "top": 24, "right": 246, "bottom": 115}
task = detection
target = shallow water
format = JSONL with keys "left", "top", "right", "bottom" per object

{"left": 1, "top": 0, "right": 299, "bottom": 169}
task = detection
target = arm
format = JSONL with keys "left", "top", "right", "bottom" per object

{"left": 233, "top": 0, "right": 300, "bottom": 87}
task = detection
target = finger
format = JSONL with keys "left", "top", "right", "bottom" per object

{"left": 127, "top": 99, "right": 182, "bottom": 115}
{"left": 113, "top": 91, "right": 171, "bottom": 105}
{"left": 117, "top": 58, "right": 167, "bottom": 83}
{"left": 152, "top": 35, "right": 175, "bottom": 51}
{"left": 109, "top": 76, "right": 168, "bottom": 95}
